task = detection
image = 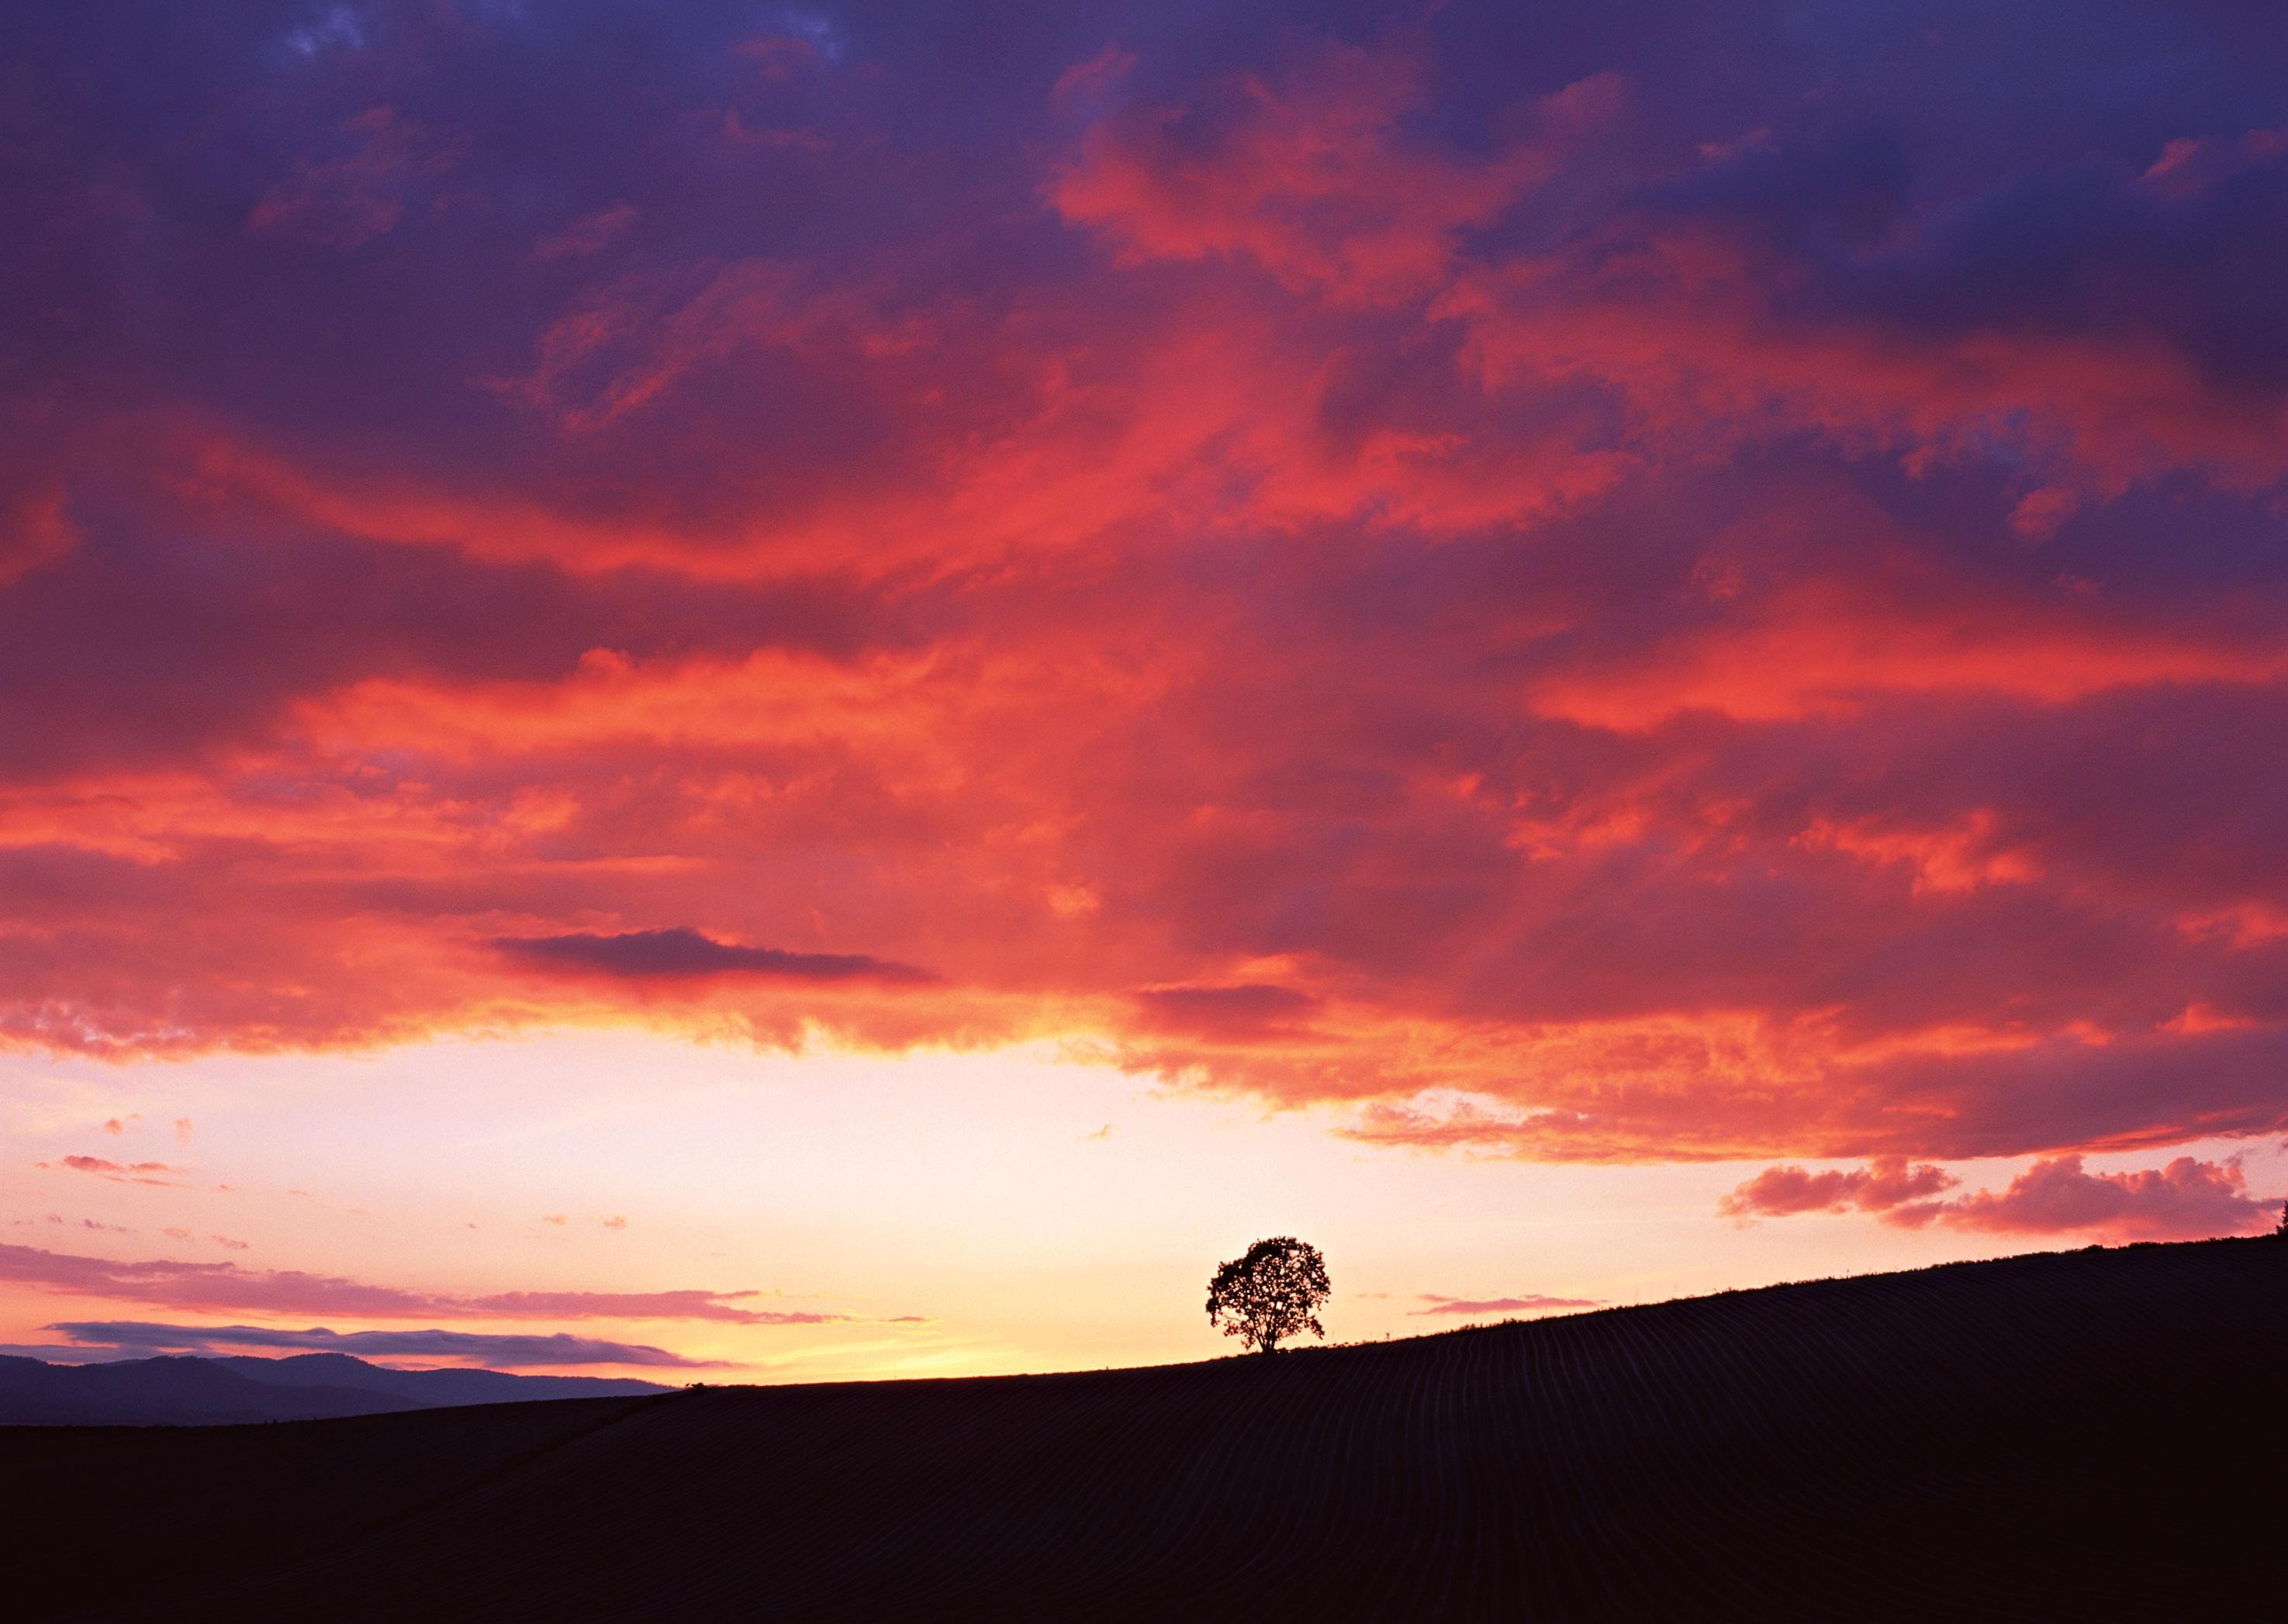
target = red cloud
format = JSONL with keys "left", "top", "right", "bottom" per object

{"left": 1052, "top": 43, "right": 1599, "bottom": 306}
{"left": 1057, "top": 35, "right": 2286, "bottom": 489}
{"left": 1720, "top": 1154, "right": 2276, "bottom": 1243}
{"left": 1525, "top": 586, "right": 2288, "bottom": 731}
{"left": 0, "top": 485, "right": 78, "bottom": 587}
{"left": 58, "top": 1156, "right": 150, "bottom": 1173}
{"left": 1129, "top": 983, "right": 1319, "bottom": 1039}
{"left": 1719, "top": 1157, "right": 1958, "bottom": 1220}
{"left": 1910, "top": 1155, "right": 2276, "bottom": 1243}
{"left": 41, "top": 1156, "right": 179, "bottom": 1186}
{"left": 2, "top": 6, "right": 2286, "bottom": 1183}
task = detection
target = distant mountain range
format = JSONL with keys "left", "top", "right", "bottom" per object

{"left": 0, "top": 1351, "right": 669, "bottom": 1426}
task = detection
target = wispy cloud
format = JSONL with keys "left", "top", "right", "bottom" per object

{"left": 1411, "top": 1293, "right": 1602, "bottom": 1318}
{"left": 37, "top": 1156, "right": 178, "bottom": 1186}
{"left": 0, "top": 1242, "right": 912, "bottom": 1325}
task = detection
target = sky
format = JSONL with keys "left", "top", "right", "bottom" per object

{"left": 3, "top": 0, "right": 2286, "bottom": 1381}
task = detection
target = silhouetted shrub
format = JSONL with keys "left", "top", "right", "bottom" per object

{"left": 1206, "top": 1236, "right": 1330, "bottom": 1354}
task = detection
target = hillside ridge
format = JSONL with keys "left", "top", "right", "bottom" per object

{"left": 10, "top": 1239, "right": 2283, "bottom": 1621}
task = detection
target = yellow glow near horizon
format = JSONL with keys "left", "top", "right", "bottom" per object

{"left": 6, "top": 1031, "right": 2276, "bottom": 1382}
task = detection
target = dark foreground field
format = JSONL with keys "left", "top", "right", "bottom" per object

{"left": 11, "top": 1239, "right": 2284, "bottom": 1620}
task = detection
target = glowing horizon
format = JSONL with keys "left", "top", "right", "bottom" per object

{"left": 5, "top": 2, "right": 2286, "bottom": 1379}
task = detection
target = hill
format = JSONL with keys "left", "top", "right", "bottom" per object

{"left": 0, "top": 1351, "right": 666, "bottom": 1427}
{"left": 7, "top": 1239, "right": 2283, "bottom": 1620}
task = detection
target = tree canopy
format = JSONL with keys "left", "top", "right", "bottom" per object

{"left": 1206, "top": 1236, "right": 1330, "bottom": 1354}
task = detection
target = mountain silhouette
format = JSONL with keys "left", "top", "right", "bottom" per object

{"left": 0, "top": 1351, "right": 665, "bottom": 1427}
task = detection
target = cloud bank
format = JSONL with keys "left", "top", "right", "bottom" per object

{"left": 42, "top": 1320, "right": 712, "bottom": 1368}
{"left": 0, "top": 1242, "right": 899, "bottom": 1325}
{"left": 494, "top": 928, "right": 931, "bottom": 983}
{"left": 1721, "top": 1154, "right": 2277, "bottom": 1243}
{"left": 1, "top": 2, "right": 2283, "bottom": 1170}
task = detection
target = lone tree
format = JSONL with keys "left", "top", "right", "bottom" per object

{"left": 1206, "top": 1235, "right": 1330, "bottom": 1354}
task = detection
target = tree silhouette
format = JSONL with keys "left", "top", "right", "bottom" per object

{"left": 2275, "top": 1199, "right": 2287, "bottom": 1239}
{"left": 1206, "top": 1236, "right": 1330, "bottom": 1354}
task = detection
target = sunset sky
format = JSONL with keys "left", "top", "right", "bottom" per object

{"left": 5, "top": 2, "right": 2286, "bottom": 1381}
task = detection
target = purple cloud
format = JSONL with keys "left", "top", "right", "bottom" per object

{"left": 1130, "top": 983, "right": 1320, "bottom": 1037}
{"left": 45, "top": 1320, "right": 714, "bottom": 1368}
{"left": 1721, "top": 1152, "right": 2278, "bottom": 1243}
{"left": 1412, "top": 1293, "right": 1602, "bottom": 1318}
{"left": 1720, "top": 1157, "right": 1958, "bottom": 1220}
{"left": 0, "top": 1242, "right": 909, "bottom": 1325}
{"left": 494, "top": 928, "right": 932, "bottom": 984}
